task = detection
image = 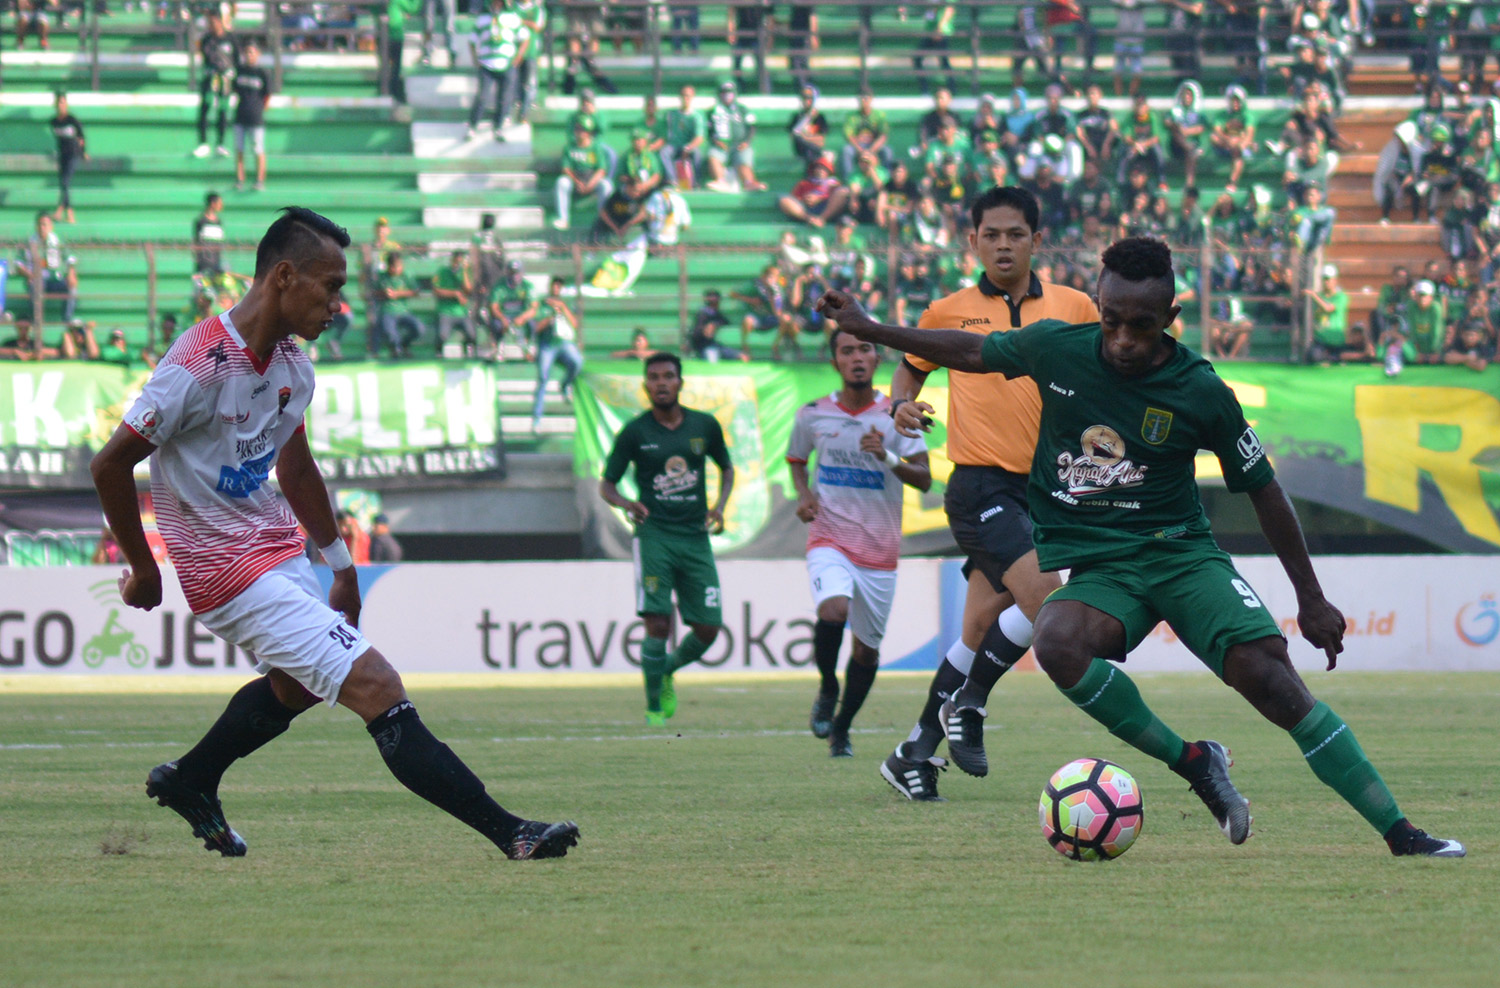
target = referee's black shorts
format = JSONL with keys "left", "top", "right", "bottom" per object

{"left": 944, "top": 464, "right": 1033, "bottom": 594}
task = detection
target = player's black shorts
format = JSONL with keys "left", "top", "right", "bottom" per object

{"left": 944, "top": 464, "right": 1033, "bottom": 594}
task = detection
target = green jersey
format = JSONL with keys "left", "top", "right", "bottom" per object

{"left": 665, "top": 107, "right": 704, "bottom": 150}
{"left": 604, "top": 408, "right": 732, "bottom": 539}
{"left": 434, "top": 267, "right": 469, "bottom": 317}
{"left": 1402, "top": 297, "right": 1447, "bottom": 355}
{"left": 378, "top": 272, "right": 415, "bottom": 314}
{"left": 1312, "top": 289, "right": 1349, "bottom": 347}
{"left": 980, "top": 320, "right": 1275, "bottom": 570}
{"left": 562, "top": 142, "right": 606, "bottom": 179}
{"left": 489, "top": 279, "right": 533, "bottom": 320}
{"left": 622, "top": 148, "right": 664, "bottom": 187}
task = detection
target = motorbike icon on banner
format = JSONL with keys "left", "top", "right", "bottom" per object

{"left": 82, "top": 609, "right": 149, "bottom": 668}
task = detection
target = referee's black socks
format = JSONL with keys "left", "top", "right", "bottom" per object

{"left": 952, "top": 606, "right": 1034, "bottom": 710}
{"left": 175, "top": 675, "right": 303, "bottom": 793}
{"left": 367, "top": 700, "right": 524, "bottom": 847}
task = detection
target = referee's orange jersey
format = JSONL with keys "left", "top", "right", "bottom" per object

{"left": 908, "top": 272, "right": 1098, "bottom": 472}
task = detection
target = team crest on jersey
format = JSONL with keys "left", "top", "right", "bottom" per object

{"left": 277, "top": 386, "right": 291, "bottom": 415}
{"left": 1056, "top": 424, "right": 1148, "bottom": 497}
{"left": 1140, "top": 407, "right": 1174, "bottom": 445}
{"left": 689, "top": 437, "right": 705, "bottom": 455}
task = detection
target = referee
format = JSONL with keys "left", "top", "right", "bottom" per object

{"left": 880, "top": 186, "right": 1099, "bottom": 802}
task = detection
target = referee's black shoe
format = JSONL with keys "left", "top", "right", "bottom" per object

{"left": 939, "top": 698, "right": 988, "bottom": 777}
{"left": 503, "top": 820, "right": 580, "bottom": 860}
{"left": 146, "top": 761, "right": 247, "bottom": 857}
{"left": 880, "top": 746, "right": 947, "bottom": 802}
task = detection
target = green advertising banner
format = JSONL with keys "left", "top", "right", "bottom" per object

{"left": 0, "top": 360, "right": 503, "bottom": 489}
{"left": 573, "top": 362, "right": 1500, "bottom": 556}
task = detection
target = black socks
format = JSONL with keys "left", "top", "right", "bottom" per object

{"left": 175, "top": 675, "right": 303, "bottom": 792}
{"left": 813, "top": 619, "right": 843, "bottom": 696}
{"left": 904, "top": 659, "right": 967, "bottom": 760}
{"left": 366, "top": 701, "right": 523, "bottom": 848}
{"left": 832, "top": 659, "right": 877, "bottom": 734}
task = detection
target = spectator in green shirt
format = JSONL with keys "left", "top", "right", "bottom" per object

{"left": 1303, "top": 264, "right": 1360, "bottom": 362}
{"left": 385, "top": 0, "right": 423, "bottom": 104}
{"left": 433, "top": 251, "right": 476, "bottom": 357}
{"left": 662, "top": 84, "right": 705, "bottom": 188}
{"left": 1209, "top": 85, "right": 1257, "bottom": 192}
{"left": 621, "top": 127, "right": 665, "bottom": 200}
{"left": 376, "top": 251, "right": 425, "bottom": 358}
{"left": 553, "top": 125, "right": 614, "bottom": 230}
{"left": 839, "top": 89, "right": 893, "bottom": 177}
{"left": 1402, "top": 279, "right": 1448, "bottom": 363}
{"left": 567, "top": 89, "right": 617, "bottom": 180}
{"left": 486, "top": 259, "right": 536, "bottom": 354}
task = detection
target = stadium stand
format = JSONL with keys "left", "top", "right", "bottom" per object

{"left": 2, "top": 0, "right": 1493, "bottom": 453}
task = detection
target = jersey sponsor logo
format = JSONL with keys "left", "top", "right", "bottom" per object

{"left": 219, "top": 410, "right": 250, "bottom": 424}
{"left": 1236, "top": 426, "right": 1265, "bottom": 471}
{"left": 1056, "top": 424, "right": 1148, "bottom": 496}
{"left": 251, "top": 381, "right": 270, "bottom": 398}
{"left": 652, "top": 455, "right": 699, "bottom": 498}
{"left": 1141, "top": 407, "right": 1174, "bottom": 445}
{"left": 1047, "top": 381, "right": 1075, "bottom": 397}
{"left": 959, "top": 316, "right": 991, "bottom": 328}
{"left": 129, "top": 406, "right": 161, "bottom": 439}
{"left": 816, "top": 464, "right": 885, "bottom": 490}
{"left": 216, "top": 446, "right": 276, "bottom": 499}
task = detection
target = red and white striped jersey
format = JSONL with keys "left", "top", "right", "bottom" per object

{"left": 786, "top": 392, "right": 927, "bottom": 571}
{"left": 123, "top": 310, "right": 315, "bottom": 613}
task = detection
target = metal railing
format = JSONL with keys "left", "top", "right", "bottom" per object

{"left": 56, "top": 1, "right": 393, "bottom": 93}
{"left": 539, "top": 0, "right": 1449, "bottom": 97}
{"left": 1, "top": 236, "right": 1323, "bottom": 362}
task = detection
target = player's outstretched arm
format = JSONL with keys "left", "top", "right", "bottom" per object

{"left": 815, "top": 289, "right": 987, "bottom": 373}
{"left": 90, "top": 424, "right": 163, "bottom": 610}
{"left": 277, "top": 428, "right": 361, "bottom": 626}
{"left": 1247, "top": 478, "right": 1345, "bottom": 670}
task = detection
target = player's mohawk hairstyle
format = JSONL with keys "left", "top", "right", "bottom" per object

{"left": 1100, "top": 237, "right": 1174, "bottom": 283}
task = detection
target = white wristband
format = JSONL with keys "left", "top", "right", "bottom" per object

{"left": 319, "top": 538, "right": 354, "bottom": 571}
{"left": 883, "top": 449, "right": 900, "bottom": 469}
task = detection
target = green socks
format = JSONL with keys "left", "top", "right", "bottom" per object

{"left": 667, "top": 630, "right": 713, "bottom": 674}
{"left": 1060, "top": 658, "right": 1187, "bottom": 768}
{"left": 1290, "top": 701, "right": 1404, "bottom": 835}
{"left": 642, "top": 636, "right": 668, "bottom": 713}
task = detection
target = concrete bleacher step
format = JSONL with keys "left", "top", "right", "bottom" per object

{"left": 417, "top": 172, "right": 535, "bottom": 193}
{"left": 412, "top": 120, "right": 531, "bottom": 157}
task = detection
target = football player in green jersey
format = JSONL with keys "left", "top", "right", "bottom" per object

{"left": 816, "top": 237, "right": 1464, "bottom": 857}
{"left": 600, "top": 353, "right": 735, "bottom": 726}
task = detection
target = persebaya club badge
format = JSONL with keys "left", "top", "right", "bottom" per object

{"left": 690, "top": 437, "right": 705, "bottom": 454}
{"left": 1141, "top": 407, "right": 1174, "bottom": 445}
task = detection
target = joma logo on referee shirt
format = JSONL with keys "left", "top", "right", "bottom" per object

{"left": 960, "top": 317, "right": 991, "bottom": 328}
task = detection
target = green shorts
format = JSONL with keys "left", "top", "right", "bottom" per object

{"left": 1045, "top": 545, "right": 1282, "bottom": 677}
{"left": 633, "top": 532, "right": 723, "bottom": 627}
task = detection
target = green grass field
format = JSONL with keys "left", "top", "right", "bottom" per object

{"left": 2, "top": 671, "right": 1496, "bottom": 988}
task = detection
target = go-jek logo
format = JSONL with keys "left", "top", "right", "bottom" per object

{"left": 1455, "top": 594, "right": 1499, "bottom": 647}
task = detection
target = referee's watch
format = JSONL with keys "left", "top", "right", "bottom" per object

{"left": 889, "top": 398, "right": 910, "bottom": 419}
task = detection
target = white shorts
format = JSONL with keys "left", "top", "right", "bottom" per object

{"left": 234, "top": 124, "right": 266, "bottom": 155}
{"left": 806, "top": 545, "right": 897, "bottom": 649}
{"left": 197, "top": 556, "right": 371, "bottom": 706}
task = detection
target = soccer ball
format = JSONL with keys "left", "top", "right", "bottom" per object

{"left": 1039, "top": 758, "right": 1144, "bottom": 861}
